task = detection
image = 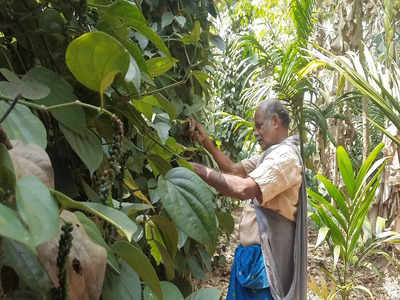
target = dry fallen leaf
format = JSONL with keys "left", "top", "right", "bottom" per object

{"left": 38, "top": 210, "right": 107, "bottom": 300}
{"left": 9, "top": 139, "right": 54, "bottom": 188}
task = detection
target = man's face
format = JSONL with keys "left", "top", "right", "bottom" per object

{"left": 254, "top": 108, "right": 277, "bottom": 150}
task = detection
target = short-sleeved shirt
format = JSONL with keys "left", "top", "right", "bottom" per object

{"left": 238, "top": 141, "right": 302, "bottom": 246}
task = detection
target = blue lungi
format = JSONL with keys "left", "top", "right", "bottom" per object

{"left": 226, "top": 245, "right": 274, "bottom": 300}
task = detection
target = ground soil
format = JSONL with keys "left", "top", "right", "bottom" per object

{"left": 199, "top": 208, "right": 400, "bottom": 300}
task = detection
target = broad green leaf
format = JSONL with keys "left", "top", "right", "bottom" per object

{"left": 144, "top": 281, "right": 184, "bottom": 300}
{"left": 0, "top": 102, "right": 47, "bottom": 148}
{"left": 24, "top": 67, "right": 86, "bottom": 132}
{"left": 0, "top": 203, "right": 33, "bottom": 250}
{"left": 151, "top": 215, "right": 178, "bottom": 259}
{"left": 52, "top": 190, "right": 137, "bottom": 242}
{"left": 2, "top": 239, "right": 52, "bottom": 294}
{"left": 60, "top": 125, "right": 103, "bottom": 175}
{"left": 101, "top": 0, "right": 171, "bottom": 56}
{"left": 185, "top": 288, "right": 221, "bottom": 300}
{"left": 337, "top": 146, "right": 356, "bottom": 198}
{"left": 157, "top": 167, "right": 217, "bottom": 247}
{"left": 192, "top": 71, "right": 209, "bottom": 91}
{"left": 102, "top": 260, "right": 141, "bottom": 300}
{"left": 0, "top": 68, "right": 50, "bottom": 100}
{"left": 186, "top": 256, "right": 206, "bottom": 280}
{"left": 0, "top": 81, "right": 20, "bottom": 99}
{"left": 146, "top": 57, "right": 178, "bottom": 78}
{"left": 181, "top": 21, "right": 201, "bottom": 45}
{"left": 75, "top": 211, "right": 120, "bottom": 273}
{"left": 113, "top": 241, "right": 163, "bottom": 300}
{"left": 66, "top": 31, "right": 130, "bottom": 93}
{"left": 16, "top": 176, "right": 59, "bottom": 246}
{"left": 0, "top": 144, "right": 16, "bottom": 191}
{"left": 216, "top": 211, "right": 235, "bottom": 234}
{"left": 161, "top": 12, "right": 174, "bottom": 28}
{"left": 315, "top": 226, "right": 329, "bottom": 248}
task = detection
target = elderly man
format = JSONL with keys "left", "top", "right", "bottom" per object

{"left": 188, "top": 99, "right": 307, "bottom": 300}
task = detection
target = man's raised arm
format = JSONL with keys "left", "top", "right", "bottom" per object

{"left": 187, "top": 119, "right": 247, "bottom": 177}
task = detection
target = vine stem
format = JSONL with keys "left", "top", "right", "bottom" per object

{"left": 1, "top": 97, "right": 186, "bottom": 159}
{"left": 1, "top": 97, "right": 115, "bottom": 119}
{"left": 0, "top": 96, "right": 20, "bottom": 124}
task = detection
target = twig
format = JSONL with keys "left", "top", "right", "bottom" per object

{"left": 0, "top": 95, "right": 20, "bottom": 124}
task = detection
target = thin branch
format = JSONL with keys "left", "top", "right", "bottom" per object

{"left": 0, "top": 95, "right": 20, "bottom": 124}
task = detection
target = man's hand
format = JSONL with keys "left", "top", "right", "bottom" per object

{"left": 187, "top": 118, "right": 209, "bottom": 144}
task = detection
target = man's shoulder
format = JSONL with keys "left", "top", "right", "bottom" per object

{"left": 264, "top": 141, "right": 301, "bottom": 165}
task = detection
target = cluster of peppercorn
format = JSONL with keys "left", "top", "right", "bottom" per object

{"left": 52, "top": 222, "right": 74, "bottom": 300}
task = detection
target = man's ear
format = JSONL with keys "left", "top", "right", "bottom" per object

{"left": 271, "top": 114, "right": 281, "bottom": 128}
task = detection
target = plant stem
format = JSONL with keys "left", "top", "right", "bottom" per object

{"left": 0, "top": 95, "right": 20, "bottom": 124}
{"left": 2, "top": 97, "right": 115, "bottom": 119}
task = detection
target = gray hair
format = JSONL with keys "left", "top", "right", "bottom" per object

{"left": 257, "top": 99, "right": 290, "bottom": 128}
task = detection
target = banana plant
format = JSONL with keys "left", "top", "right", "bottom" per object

{"left": 308, "top": 143, "right": 387, "bottom": 299}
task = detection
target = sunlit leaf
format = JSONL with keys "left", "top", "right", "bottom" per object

{"left": 146, "top": 57, "right": 178, "bottom": 78}
{"left": 66, "top": 31, "right": 130, "bottom": 93}
{"left": 52, "top": 190, "right": 137, "bottom": 242}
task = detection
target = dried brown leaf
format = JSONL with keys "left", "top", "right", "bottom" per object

{"left": 38, "top": 210, "right": 107, "bottom": 300}
{"left": 9, "top": 140, "right": 54, "bottom": 188}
